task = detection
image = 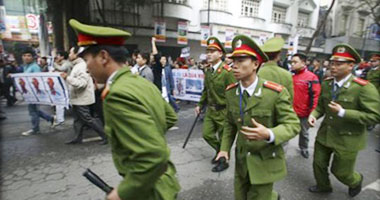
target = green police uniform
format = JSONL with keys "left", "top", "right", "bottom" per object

{"left": 311, "top": 44, "right": 380, "bottom": 193}
{"left": 258, "top": 37, "right": 294, "bottom": 101}
{"left": 367, "top": 53, "right": 380, "bottom": 94}
{"left": 221, "top": 35, "right": 300, "bottom": 200}
{"left": 198, "top": 37, "right": 236, "bottom": 152}
{"left": 69, "top": 19, "right": 180, "bottom": 200}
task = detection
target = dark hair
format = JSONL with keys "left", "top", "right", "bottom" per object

{"left": 82, "top": 45, "right": 128, "bottom": 63}
{"left": 22, "top": 47, "right": 35, "bottom": 56}
{"left": 57, "top": 51, "right": 69, "bottom": 59}
{"left": 132, "top": 49, "right": 140, "bottom": 57}
{"left": 292, "top": 53, "right": 307, "bottom": 63}
{"left": 41, "top": 56, "right": 47, "bottom": 61}
{"left": 72, "top": 46, "right": 81, "bottom": 54}
{"left": 313, "top": 58, "right": 320, "bottom": 63}
{"left": 266, "top": 51, "right": 280, "bottom": 60}
{"left": 139, "top": 52, "right": 150, "bottom": 65}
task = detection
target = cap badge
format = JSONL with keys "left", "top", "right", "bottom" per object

{"left": 236, "top": 39, "right": 242, "bottom": 48}
{"left": 337, "top": 47, "right": 346, "bottom": 53}
{"left": 209, "top": 39, "right": 215, "bottom": 44}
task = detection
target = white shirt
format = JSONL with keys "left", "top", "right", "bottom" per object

{"left": 107, "top": 70, "right": 119, "bottom": 86}
{"left": 131, "top": 64, "right": 139, "bottom": 74}
{"left": 212, "top": 60, "right": 222, "bottom": 73}
{"left": 239, "top": 76, "right": 275, "bottom": 143}
{"left": 333, "top": 74, "right": 351, "bottom": 117}
{"left": 239, "top": 75, "right": 259, "bottom": 96}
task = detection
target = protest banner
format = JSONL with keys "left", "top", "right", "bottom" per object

{"left": 172, "top": 69, "right": 204, "bottom": 102}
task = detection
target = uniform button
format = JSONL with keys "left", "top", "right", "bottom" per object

{"left": 237, "top": 118, "right": 241, "bottom": 122}
{"left": 344, "top": 98, "right": 348, "bottom": 101}
{"left": 348, "top": 132, "right": 352, "bottom": 135}
{"left": 272, "top": 152, "right": 276, "bottom": 157}
{"left": 247, "top": 152, "right": 251, "bottom": 156}
{"left": 329, "top": 116, "right": 333, "bottom": 119}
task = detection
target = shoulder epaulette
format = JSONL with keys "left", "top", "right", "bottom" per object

{"left": 263, "top": 81, "right": 283, "bottom": 92}
{"left": 223, "top": 64, "right": 232, "bottom": 72}
{"left": 353, "top": 77, "right": 368, "bottom": 86}
{"left": 226, "top": 82, "right": 238, "bottom": 91}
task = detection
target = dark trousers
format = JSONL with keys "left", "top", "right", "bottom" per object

{"left": 298, "top": 117, "right": 310, "bottom": 150}
{"left": 72, "top": 105, "right": 106, "bottom": 141}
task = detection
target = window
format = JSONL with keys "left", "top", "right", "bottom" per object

{"left": 297, "top": 12, "right": 309, "bottom": 27}
{"left": 203, "top": 0, "right": 228, "bottom": 11}
{"left": 272, "top": 6, "right": 286, "bottom": 23}
{"left": 340, "top": 15, "right": 348, "bottom": 34}
{"left": 168, "top": 0, "right": 187, "bottom": 4}
{"left": 357, "top": 18, "right": 365, "bottom": 37}
{"left": 241, "top": 0, "right": 260, "bottom": 17}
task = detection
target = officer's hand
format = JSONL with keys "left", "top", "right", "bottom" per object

{"left": 308, "top": 115, "right": 316, "bottom": 127}
{"left": 215, "top": 151, "right": 229, "bottom": 161}
{"left": 106, "top": 188, "right": 121, "bottom": 200}
{"left": 240, "top": 118, "right": 270, "bottom": 141}
{"left": 195, "top": 106, "right": 201, "bottom": 115}
{"left": 328, "top": 101, "right": 342, "bottom": 113}
{"left": 60, "top": 72, "right": 67, "bottom": 80}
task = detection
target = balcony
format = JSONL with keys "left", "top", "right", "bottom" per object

{"left": 268, "top": 22, "right": 292, "bottom": 35}
{"left": 199, "top": 9, "right": 233, "bottom": 25}
{"left": 237, "top": 16, "right": 266, "bottom": 29}
{"left": 153, "top": 1, "right": 192, "bottom": 21}
{"left": 296, "top": 26, "right": 315, "bottom": 38}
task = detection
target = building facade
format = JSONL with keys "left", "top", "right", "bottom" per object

{"left": 88, "top": 0, "right": 321, "bottom": 60}
{"left": 324, "top": 0, "right": 379, "bottom": 59}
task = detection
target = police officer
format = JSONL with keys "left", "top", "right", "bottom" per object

{"left": 258, "top": 37, "right": 294, "bottom": 101}
{"left": 308, "top": 44, "right": 380, "bottom": 197}
{"left": 69, "top": 19, "right": 180, "bottom": 200}
{"left": 195, "top": 37, "right": 236, "bottom": 172}
{"left": 215, "top": 35, "right": 300, "bottom": 200}
{"left": 367, "top": 53, "right": 380, "bottom": 94}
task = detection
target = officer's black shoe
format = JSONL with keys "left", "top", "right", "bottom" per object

{"left": 301, "top": 149, "right": 309, "bottom": 159}
{"left": 277, "top": 194, "right": 281, "bottom": 200}
{"left": 308, "top": 185, "right": 333, "bottom": 193}
{"left": 348, "top": 173, "right": 363, "bottom": 197}
{"left": 65, "top": 139, "right": 82, "bottom": 144}
{"left": 211, "top": 157, "right": 229, "bottom": 172}
{"left": 211, "top": 154, "right": 218, "bottom": 164}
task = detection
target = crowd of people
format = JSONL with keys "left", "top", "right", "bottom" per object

{"left": 0, "top": 18, "right": 379, "bottom": 200}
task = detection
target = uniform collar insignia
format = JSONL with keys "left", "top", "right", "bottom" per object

{"left": 254, "top": 87, "right": 262, "bottom": 96}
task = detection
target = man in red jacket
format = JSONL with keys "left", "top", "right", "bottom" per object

{"left": 291, "top": 53, "right": 321, "bottom": 158}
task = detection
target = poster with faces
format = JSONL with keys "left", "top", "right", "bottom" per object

{"left": 13, "top": 76, "right": 39, "bottom": 103}
{"left": 27, "top": 76, "right": 51, "bottom": 104}
{"left": 41, "top": 75, "right": 68, "bottom": 105}
{"left": 11, "top": 73, "right": 69, "bottom": 107}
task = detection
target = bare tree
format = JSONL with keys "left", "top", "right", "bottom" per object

{"left": 305, "top": 0, "right": 336, "bottom": 54}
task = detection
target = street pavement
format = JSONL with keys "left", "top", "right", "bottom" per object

{"left": 0, "top": 99, "right": 379, "bottom": 200}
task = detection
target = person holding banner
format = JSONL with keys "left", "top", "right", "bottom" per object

{"left": 21, "top": 47, "right": 55, "bottom": 136}
{"left": 215, "top": 35, "right": 300, "bottom": 200}
{"left": 69, "top": 19, "right": 180, "bottom": 200}
{"left": 61, "top": 46, "right": 107, "bottom": 145}
{"left": 195, "top": 37, "right": 236, "bottom": 172}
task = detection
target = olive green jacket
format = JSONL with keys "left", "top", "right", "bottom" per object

{"left": 103, "top": 67, "right": 180, "bottom": 200}
{"left": 258, "top": 61, "right": 294, "bottom": 101}
{"left": 311, "top": 76, "right": 380, "bottom": 152}
{"left": 198, "top": 61, "right": 236, "bottom": 108}
{"left": 367, "top": 67, "right": 380, "bottom": 94}
{"left": 220, "top": 78, "right": 300, "bottom": 184}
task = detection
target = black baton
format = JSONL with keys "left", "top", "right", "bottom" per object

{"left": 182, "top": 107, "right": 204, "bottom": 149}
{"left": 83, "top": 168, "right": 113, "bottom": 194}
